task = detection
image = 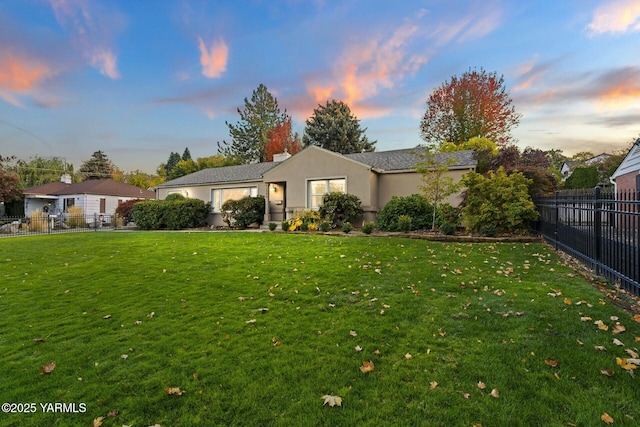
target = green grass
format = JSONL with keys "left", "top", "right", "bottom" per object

{"left": 1, "top": 232, "right": 639, "bottom": 426}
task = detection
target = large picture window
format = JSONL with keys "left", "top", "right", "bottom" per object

{"left": 211, "top": 187, "right": 258, "bottom": 212}
{"left": 307, "top": 178, "right": 345, "bottom": 209}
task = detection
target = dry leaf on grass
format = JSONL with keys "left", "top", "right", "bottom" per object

{"left": 359, "top": 361, "right": 374, "bottom": 373}
{"left": 93, "top": 417, "right": 103, "bottom": 427}
{"left": 612, "top": 324, "right": 626, "bottom": 334}
{"left": 322, "top": 395, "right": 342, "bottom": 407}
{"left": 600, "top": 369, "right": 615, "bottom": 377}
{"left": 613, "top": 338, "right": 625, "bottom": 347}
{"left": 545, "top": 358, "right": 559, "bottom": 367}
{"left": 430, "top": 381, "right": 438, "bottom": 389}
{"left": 477, "top": 381, "right": 486, "bottom": 390}
{"left": 405, "top": 353, "right": 412, "bottom": 360}
{"left": 594, "top": 320, "right": 609, "bottom": 331}
{"left": 165, "top": 387, "right": 184, "bottom": 395}
{"left": 349, "top": 330, "right": 358, "bottom": 337}
{"left": 601, "top": 413, "right": 614, "bottom": 424}
{"left": 490, "top": 388, "right": 500, "bottom": 398}
{"left": 40, "top": 362, "right": 56, "bottom": 374}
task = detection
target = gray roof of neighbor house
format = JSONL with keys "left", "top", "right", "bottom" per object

{"left": 157, "top": 147, "right": 477, "bottom": 188}
{"left": 23, "top": 179, "right": 156, "bottom": 199}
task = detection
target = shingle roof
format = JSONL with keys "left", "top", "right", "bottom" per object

{"left": 156, "top": 147, "right": 477, "bottom": 188}
{"left": 157, "top": 162, "right": 277, "bottom": 188}
{"left": 23, "top": 179, "right": 156, "bottom": 199}
{"left": 345, "top": 148, "right": 476, "bottom": 171}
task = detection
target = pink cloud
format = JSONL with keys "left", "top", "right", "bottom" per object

{"left": 90, "top": 50, "right": 119, "bottom": 79}
{"left": 588, "top": 0, "right": 640, "bottom": 34}
{"left": 0, "top": 52, "right": 55, "bottom": 106}
{"left": 198, "top": 37, "right": 228, "bottom": 79}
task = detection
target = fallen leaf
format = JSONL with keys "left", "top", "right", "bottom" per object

{"left": 612, "top": 324, "right": 626, "bottom": 335}
{"left": 271, "top": 338, "right": 281, "bottom": 346}
{"left": 430, "top": 381, "right": 438, "bottom": 389}
{"left": 349, "top": 330, "right": 358, "bottom": 337}
{"left": 600, "top": 369, "right": 615, "bottom": 377}
{"left": 373, "top": 349, "right": 381, "bottom": 355}
{"left": 103, "top": 314, "right": 112, "bottom": 319}
{"left": 613, "top": 338, "right": 624, "bottom": 347}
{"left": 545, "top": 358, "right": 559, "bottom": 367}
{"left": 120, "top": 354, "right": 128, "bottom": 360}
{"left": 40, "top": 362, "right": 56, "bottom": 374}
{"left": 322, "top": 394, "right": 342, "bottom": 407}
{"left": 594, "top": 320, "right": 609, "bottom": 331}
{"left": 625, "top": 349, "right": 639, "bottom": 358}
{"left": 633, "top": 314, "right": 640, "bottom": 323}
{"left": 462, "top": 392, "right": 471, "bottom": 399}
{"left": 595, "top": 346, "right": 607, "bottom": 351}
{"left": 477, "top": 381, "right": 486, "bottom": 390}
{"left": 405, "top": 353, "right": 412, "bottom": 360}
{"left": 359, "top": 361, "right": 374, "bottom": 373}
{"left": 610, "top": 316, "right": 619, "bottom": 321}
{"left": 165, "top": 387, "right": 184, "bottom": 395}
{"left": 601, "top": 413, "right": 614, "bottom": 424}
{"left": 490, "top": 388, "right": 499, "bottom": 398}
{"left": 93, "top": 417, "right": 104, "bottom": 427}
{"left": 107, "top": 410, "right": 118, "bottom": 417}
{"left": 355, "top": 345, "right": 363, "bottom": 352}
{"left": 617, "top": 357, "right": 639, "bottom": 371}
{"left": 580, "top": 316, "right": 592, "bottom": 322}
{"left": 563, "top": 298, "right": 572, "bottom": 305}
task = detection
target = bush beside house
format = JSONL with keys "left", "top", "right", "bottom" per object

{"left": 132, "top": 198, "right": 210, "bottom": 230}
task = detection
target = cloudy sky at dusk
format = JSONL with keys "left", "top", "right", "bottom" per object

{"left": 1, "top": 0, "right": 639, "bottom": 174}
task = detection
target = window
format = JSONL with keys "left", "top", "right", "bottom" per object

{"left": 307, "top": 178, "right": 345, "bottom": 209}
{"left": 211, "top": 187, "right": 258, "bottom": 212}
{"left": 99, "top": 198, "right": 106, "bottom": 213}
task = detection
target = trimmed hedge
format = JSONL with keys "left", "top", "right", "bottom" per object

{"left": 221, "top": 196, "right": 265, "bottom": 229}
{"left": 318, "top": 192, "right": 363, "bottom": 227}
{"left": 376, "top": 194, "right": 433, "bottom": 231}
{"left": 132, "top": 198, "right": 211, "bottom": 230}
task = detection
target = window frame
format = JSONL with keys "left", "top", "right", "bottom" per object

{"left": 211, "top": 186, "right": 259, "bottom": 212}
{"left": 306, "top": 177, "right": 346, "bottom": 210}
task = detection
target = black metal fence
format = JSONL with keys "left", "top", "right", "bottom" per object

{"left": 533, "top": 187, "right": 640, "bottom": 296}
{"left": 0, "top": 213, "right": 128, "bottom": 237}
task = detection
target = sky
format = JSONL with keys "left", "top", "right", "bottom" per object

{"left": 1, "top": 0, "right": 640, "bottom": 174}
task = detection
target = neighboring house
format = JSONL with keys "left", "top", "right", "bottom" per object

{"left": 561, "top": 153, "right": 612, "bottom": 180}
{"left": 22, "top": 177, "right": 156, "bottom": 219}
{"left": 610, "top": 138, "right": 640, "bottom": 193}
{"left": 155, "top": 145, "right": 477, "bottom": 227}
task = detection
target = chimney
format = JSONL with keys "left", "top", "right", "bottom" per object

{"left": 273, "top": 150, "right": 292, "bottom": 162}
{"left": 61, "top": 173, "right": 72, "bottom": 184}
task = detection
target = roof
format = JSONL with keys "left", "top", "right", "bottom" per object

{"left": 344, "top": 148, "right": 477, "bottom": 171}
{"left": 158, "top": 147, "right": 477, "bottom": 188}
{"left": 23, "top": 179, "right": 156, "bottom": 199}
{"left": 157, "top": 162, "right": 278, "bottom": 188}
{"left": 611, "top": 138, "right": 640, "bottom": 180}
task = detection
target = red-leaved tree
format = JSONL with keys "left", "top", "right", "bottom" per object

{"left": 421, "top": 68, "right": 521, "bottom": 147}
{"left": 264, "top": 119, "right": 302, "bottom": 161}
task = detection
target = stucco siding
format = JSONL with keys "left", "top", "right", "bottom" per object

{"left": 378, "top": 168, "right": 469, "bottom": 208}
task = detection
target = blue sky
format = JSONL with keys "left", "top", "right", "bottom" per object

{"left": 1, "top": 0, "right": 639, "bottom": 174}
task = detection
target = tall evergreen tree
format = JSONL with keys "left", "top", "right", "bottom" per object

{"left": 181, "top": 147, "right": 192, "bottom": 161}
{"left": 78, "top": 150, "right": 115, "bottom": 181}
{"left": 303, "top": 100, "right": 375, "bottom": 154}
{"left": 218, "top": 84, "right": 290, "bottom": 163}
{"left": 165, "top": 152, "right": 181, "bottom": 176}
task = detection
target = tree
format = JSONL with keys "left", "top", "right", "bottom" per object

{"left": 195, "top": 154, "right": 243, "bottom": 169}
{"left": 167, "top": 159, "right": 198, "bottom": 181}
{"left": 164, "top": 152, "right": 182, "bottom": 177}
{"left": 0, "top": 155, "right": 22, "bottom": 203}
{"left": 182, "top": 147, "right": 192, "bottom": 161}
{"left": 420, "top": 68, "right": 521, "bottom": 147}
{"left": 264, "top": 119, "right": 302, "bottom": 161}
{"left": 564, "top": 166, "right": 599, "bottom": 189}
{"left": 415, "top": 146, "right": 461, "bottom": 230}
{"left": 120, "top": 170, "right": 164, "bottom": 189}
{"left": 15, "top": 156, "right": 74, "bottom": 188}
{"left": 303, "top": 100, "right": 376, "bottom": 154}
{"left": 440, "top": 136, "right": 498, "bottom": 174}
{"left": 218, "top": 84, "right": 290, "bottom": 163}
{"left": 78, "top": 150, "right": 115, "bottom": 180}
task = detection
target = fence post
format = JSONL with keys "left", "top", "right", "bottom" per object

{"left": 594, "top": 186, "right": 601, "bottom": 275}
{"left": 94, "top": 213, "right": 98, "bottom": 231}
{"left": 554, "top": 191, "right": 559, "bottom": 250}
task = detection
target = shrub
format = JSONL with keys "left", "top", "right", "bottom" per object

{"left": 435, "top": 203, "right": 462, "bottom": 228}
{"left": 29, "top": 210, "right": 47, "bottom": 232}
{"left": 462, "top": 167, "right": 539, "bottom": 234}
{"left": 221, "top": 196, "right": 265, "bottom": 229}
{"left": 319, "top": 221, "right": 331, "bottom": 232}
{"left": 318, "top": 192, "right": 363, "bottom": 227}
{"left": 268, "top": 222, "right": 277, "bottom": 231}
{"left": 342, "top": 221, "right": 353, "bottom": 233}
{"left": 376, "top": 194, "right": 433, "bottom": 231}
{"left": 132, "top": 199, "right": 210, "bottom": 230}
{"left": 361, "top": 221, "right": 375, "bottom": 235}
{"left": 165, "top": 193, "right": 186, "bottom": 201}
{"left": 115, "top": 199, "right": 144, "bottom": 224}
{"left": 397, "top": 215, "right": 412, "bottom": 233}
{"left": 286, "top": 209, "right": 322, "bottom": 231}
{"left": 439, "top": 222, "right": 457, "bottom": 235}
{"left": 66, "top": 206, "right": 86, "bottom": 228}
{"left": 281, "top": 219, "right": 290, "bottom": 232}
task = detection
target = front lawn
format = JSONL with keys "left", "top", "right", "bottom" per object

{"left": 0, "top": 232, "right": 639, "bottom": 426}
